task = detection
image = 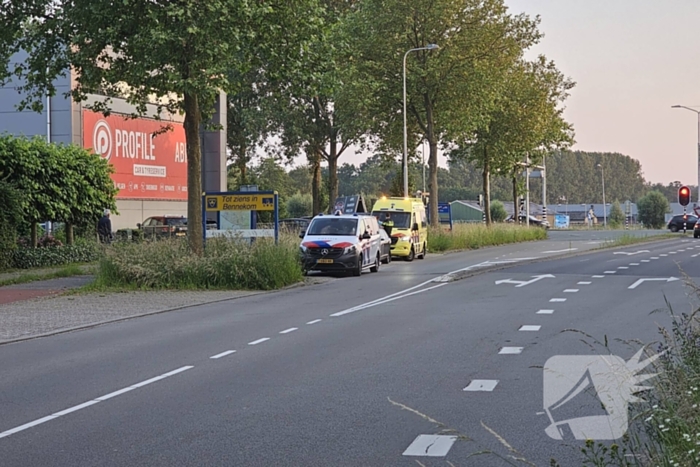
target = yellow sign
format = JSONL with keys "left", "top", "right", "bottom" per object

{"left": 205, "top": 194, "right": 275, "bottom": 211}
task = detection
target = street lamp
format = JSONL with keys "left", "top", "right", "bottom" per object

{"left": 597, "top": 163, "right": 606, "bottom": 227}
{"left": 403, "top": 43, "right": 439, "bottom": 198}
{"left": 672, "top": 105, "right": 700, "bottom": 203}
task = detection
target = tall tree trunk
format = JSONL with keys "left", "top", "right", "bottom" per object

{"left": 327, "top": 137, "right": 339, "bottom": 212}
{"left": 310, "top": 148, "right": 322, "bottom": 215}
{"left": 482, "top": 147, "right": 492, "bottom": 226}
{"left": 237, "top": 145, "right": 247, "bottom": 186}
{"left": 31, "top": 222, "right": 37, "bottom": 248}
{"left": 183, "top": 92, "right": 203, "bottom": 256}
{"left": 425, "top": 99, "right": 439, "bottom": 227}
{"left": 66, "top": 223, "right": 74, "bottom": 245}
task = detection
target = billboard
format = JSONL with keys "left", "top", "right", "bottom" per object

{"left": 83, "top": 110, "right": 188, "bottom": 200}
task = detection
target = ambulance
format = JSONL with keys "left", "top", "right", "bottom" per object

{"left": 371, "top": 197, "right": 428, "bottom": 261}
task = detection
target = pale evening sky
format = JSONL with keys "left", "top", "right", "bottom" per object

{"left": 331, "top": 0, "right": 700, "bottom": 185}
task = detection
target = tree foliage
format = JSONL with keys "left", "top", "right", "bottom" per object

{"left": 0, "top": 0, "right": 323, "bottom": 254}
{"left": 0, "top": 178, "right": 22, "bottom": 269}
{"left": 345, "top": 0, "right": 542, "bottom": 226}
{"left": 637, "top": 191, "right": 670, "bottom": 229}
{"left": 0, "top": 135, "right": 117, "bottom": 246}
{"left": 286, "top": 193, "right": 313, "bottom": 218}
{"left": 490, "top": 201, "right": 507, "bottom": 223}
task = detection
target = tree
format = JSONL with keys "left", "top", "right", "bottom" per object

{"left": 346, "top": 0, "right": 541, "bottom": 226}
{"left": 0, "top": 0, "right": 322, "bottom": 255}
{"left": 0, "top": 178, "right": 22, "bottom": 270}
{"left": 270, "top": 0, "right": 367, "bottom": 214}
{"left": 490, "top": 201, "right": 507, "bottom": 223}
{"left": 637, "top": 191, "right": 670, "bottom": 229}
{"left": 609, "top": 201, "right": 625, "bottom": 228}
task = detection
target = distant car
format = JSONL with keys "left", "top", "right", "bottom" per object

{"left": 378, "top": 227, "right": 392, "bottom": 264}
{"left": 694, "top": 221, "right": 700, "bottom": 238}
{"left": 505, "top": 214, "right": 550, "bottom": 229}
{"left": 138, "top": 216, "right": 188, "bottom": 239}
{"left": 668, "top": 214, "right": 697, "bottom": 232}
{"left": 279, "top": 217, "right": 312, "bottom": 234}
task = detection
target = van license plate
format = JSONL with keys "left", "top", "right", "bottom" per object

{"left": 317, "top": 259, "right": 334, "bottom": 264}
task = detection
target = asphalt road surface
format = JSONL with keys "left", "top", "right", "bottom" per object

{"left": 1, "top": 230, "right": 692, "bottom": 467}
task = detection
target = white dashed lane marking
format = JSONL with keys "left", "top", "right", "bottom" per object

{"left": 403, "top": 435, "right": 458, "bottom": 457}
{"left": 463, "top": 380, "right": 499, "bottom": 392}
{"left": 577, "top": 281, "right": 592, "bottom": 285}
{"left": 537, "top": 309, "right": 554, "bottom": 314}
{"left": 563, "top": 289, "right": 579, "bottom": 293}
{"left": 519, "top": 325, "right": 541, "bottom": 331}
{"left": 604, "top": 271, "right": 616, "bottom": 274}
{"left": 592, "top": 275, "right": 605, "bottom": 278}
{"left": 210, "top": 350, "right": 236, "bottom": 359}
{"left": 499, "top": 347, "right": 524, "bottom": 354}
{"left": 279, "top": 327, "right": 298, "bottom": 334}
{"left": 306, "top": 319, "right": 322, "bottom": 325}
{"left": 550, "top": 298, "right": 566, "bottom": 302}
{"left": 248, "top": 338, "right": 270, "bottom": 346}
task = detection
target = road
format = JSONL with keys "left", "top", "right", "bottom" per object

{"left": 0, "top": 229, "right": 692, "bottom": 466}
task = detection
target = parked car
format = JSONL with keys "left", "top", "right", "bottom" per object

{"left": 668, "top": 214, "right": 697, "bottom": 232}
{"left": 378, "top": 227, "right": 392, "bottom": 264}
{"left": 299, "top": 213, "right": 383, "bottom": 276}
{"left": 279, "top": 217, "right": 312, "bottom": 234}
{"left": 138, "top": 216, "right": 188, "bottom": 239}
{"left": 505, "top": 214, "right": 550, "bottom": 229}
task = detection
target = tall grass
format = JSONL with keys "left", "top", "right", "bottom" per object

{"left": 428, "top": 223, "right": 547, "bottom": 252}
{"left": 95, "top": 234, "right": 303, "bottom": 290}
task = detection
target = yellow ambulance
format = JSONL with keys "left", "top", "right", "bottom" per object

{"left": 371, "top": 197, "right": 428, "bottom": 261}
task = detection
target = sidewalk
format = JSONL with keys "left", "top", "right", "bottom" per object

{"left": 0, "top": 276, "right": 94, "bottom": 305}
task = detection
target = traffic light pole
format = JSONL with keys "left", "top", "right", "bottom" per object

{"left": 684, "top": 206, "right": 688, "bottom": 234}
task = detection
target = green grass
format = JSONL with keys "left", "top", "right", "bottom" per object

{"left": 428, "top": 223, "right": 547, "bottom": 252}
{"left": 92, "top": 234, "right": 304, "bottom": 291}
{"left": 0, "top": 263, "right": 95, "bottom": 287}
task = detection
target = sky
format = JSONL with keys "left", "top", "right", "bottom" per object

{"left": 330, "top": 0, "right": 700, "bottom": 186}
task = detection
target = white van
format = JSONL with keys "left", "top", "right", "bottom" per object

{"left": 299, "top": 213, "right": 383, "bottom": 276}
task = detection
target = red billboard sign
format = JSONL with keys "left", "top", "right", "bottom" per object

{"left": 83, "top": 110, "right": 188, "bottom": 200}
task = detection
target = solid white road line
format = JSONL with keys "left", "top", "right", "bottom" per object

{"left": 306, "top": 319, "right": 322, "bottom": 325}
{"left": 563, "top": 289, "right": 579, "bottom": 293}
{"left": 403, "top": 434, "right": 458, "bottom": 457}
{"left": 537, "top": 309, "right": 554, "bottom": 314}
{"left": 463, "top": 380, "right": 499, "bottom": 392}
{"left": 210, "top": 350, "right": 236, "bottom": 360}
{"left": 279, "top": 327, "right": 298, "bottom": 334}
{"left": 577, "top": 281, "right": 592, "bottom": 285}
{"left": 499, "top": 347, "right": 524, "bottom": 354}
{"left": 541, "top": 248, "right": 578, "bottom": 254}
{"left": 330, "top": 283, "right": 447, "bottom": 317}
{"left": 519, "top": 325, "right": 541, "bottom": 331}
{"left": 0, "top": 365, "right": 193, "bottom": 440}
{"left": 248, "top": 338, "right": 270, "bottom": 345}
{"left": 550, "top": 298, "right": 566, "bottom": 302}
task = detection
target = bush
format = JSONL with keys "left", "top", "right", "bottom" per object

{"left": 638, "top": 191, "right": 669, "bottom": 229}
{"left": 609, "top": 200, "right": 626, "bottom": 228}
{"left": 286, "top": 192, "right": 313, "bottom": 218}
{"left": 428, "top": 223, "right": 547, "bottom": 252}
{"left": 0, "top": 180, "right": 22, "bottom": 271}
{"left": 95, "top": 234, "right": 304, "bottom": 290}
{"left": 10, "top": 239, "right": 102, "bottom": 269}
{"left": 490, "top": 200, "right": 507, "bottom": 223}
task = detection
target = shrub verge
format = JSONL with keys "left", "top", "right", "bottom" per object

{"left": 428, "top": 223, "right": 547, "bottom": 252}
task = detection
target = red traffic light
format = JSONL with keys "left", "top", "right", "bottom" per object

{"left": 679, "top": 186, "right": 691, "bottom": 206}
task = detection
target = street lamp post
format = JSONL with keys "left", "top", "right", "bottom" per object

{"left": 672, "top": 105, "right": 700, "bottom": 203}
{"left": 403, "top": 44, "right": 439, "bottom": 198}
{"left": 597, "top": 163, "right": 606, "bottom": 227}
